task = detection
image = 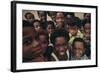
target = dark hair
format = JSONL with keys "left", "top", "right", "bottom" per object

{"left": 32, "top": 20, "right": 40, "bottom": 27}
{"left": 37, "top": 11, "right": 47, "bottom": 16}
{"left": 67, "top": 18, "right": 77, "bottom": 26}
{"left": 47, "top": 11, "right": 56, "bottom": 17}
{"left": 24, "top": 12, "right": 34, "bottom": 19}
{"left": 72, "top": 38, "right": 86, "bottom": 49}
{"left": 64, "top": 12, "right": 75, "bottom": 17}
{"left": 50, "top": 29, "right": 69, "bottom": 45}
{"left": 82, "top": 20, "right": 91, "bottom": 27}
{"left": 36, "top": 29, "right": 49, "bottom": 43}
{"left": 47, "top": 21, "right": 55, "bottom": 29}
{"left": 55, "top": 12, "right": 64, "bottom": 17}
{"left": 23, "top": 20, "right": 33, "bottom": 27}
{"left": 84, "top": 13, "right": 90, "bottom": 17}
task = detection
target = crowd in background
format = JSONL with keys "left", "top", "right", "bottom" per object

{"left": 22, "top": 11, "right": 91, "bottom": 62}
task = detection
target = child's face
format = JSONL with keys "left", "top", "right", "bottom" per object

{"left": 39, "top": 35, "right": 48, "bottom": 53}
{"left": 26, "top": 14, "right": 34, "bottom": 23}
{"left": 84, "top": 13, "right": 91, "bottom": 21}
{"left": 84, "top": 23, "right": 91, "bottom": 42}
{"left": 55, "top": 37, "right": 67, "bottom": 56}
{"left": 56, "top": 12, "right": 65, "bottom": 29}
{"left": 84, "top": 23, "right": 91, "bottom": 31}
{"left": 33, "top": 22, "right": 41, "bottom": 32}
{"left": 74, "top": 41, "right": 85, "bottom": 59}
{"left": 68, "top": 25, "right": 78, "bottom": 36}
{"left": 38, "top": 11, "right": 46, "bottom": 22}
{"left": 23, "top": 27, "right": 42, "bottom": 61}
{"left": 49, "top": 12, "right": 56, "bottom": 22}
{"left": 46, "top": 24, "right": 54, "bottom": 34}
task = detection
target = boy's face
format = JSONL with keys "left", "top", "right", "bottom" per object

{"left": 38, "top": 11, "right": 46, "bottom": 22}
{"left": 55, "top": 37, "right": 67, "bottom": 56}
{"left": 74, "top": 41, "right": 85, "bottom": 59}
{"left": 23, "top": 27, "right": 42, "bottom": 61}
{"left": 39, "top": 35, "right": 48, "bottom": 53}
{"left": 68, "top": 25, "right": 78, "bottom": 36}
{"left": 56, "top": 12, "right": 65, "bottom": 29}
{"left": 46, "top": 24, "right": 54, "bottom": 34}
{"left": 33, "top": 22, "right": 41, "bottom": 32}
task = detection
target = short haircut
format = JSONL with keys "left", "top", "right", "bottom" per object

{"left": 47, "top": 21, "right": 55, "bottom": 29}
{"left": 83, "top": 13, "right": 90, "bottom": 17}
{"left": 82, "top": 20, "right": 91, "bottom": 27}
{"left": 37, "top": 11, "right": 47, "bottom": 16}
{"left": 50, "top": 29, "right": 69, "bottom": 45}
{"left": 64, "top": 12, "right": 75, "bottom": 17}
{"left": 23, "top": 20, "right": 33, "bottom": 27}
{"left": 36, "top": 29, "right": 49, "bottom": 43}
{"left": 72, "top": 38, "right": 86, "bottom": 49}
{"left": 24, "top": 12, "right": 34, "bottom": 19}
{"left": 47, "top": 11, "right": 56, "bottom": 17}
{"left": 32, "top": 20, "right": 40, "bottom": 27}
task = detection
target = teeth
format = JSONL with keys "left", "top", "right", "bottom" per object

{"left": 60, "top": 52, "right": 65, "bottom": 55}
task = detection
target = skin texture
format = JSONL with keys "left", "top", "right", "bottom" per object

{"left": 73, "top": 41, "right": 85, "bottom": 59}
{"left": 33, "top": 21, "right": 41, "bottom": 32}
{"left": 68, "top": 25, "right": 78, "bottom": 36}
{"left": 23, "top": 27, "right": 45, "bottom": 62}
{"left": 55, "top": 12, "right": 65, "bottom": 29}
{"left": 54, "top": 37, "right": 68, "bottom": 60}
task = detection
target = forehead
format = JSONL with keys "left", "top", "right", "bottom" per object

{"left": 55, "top": 37, "right": 65, "bottom": 43}
{"left": 56, "top": 12, "right": 64, "bottom": 17}
{"left": 74, "top": 41, "right": 84, "bottom": 46}
{"left": 84, "top": 23, "right": 91, "bottom": 27}
{"left": 23, "top": 27, "right": 34, "bottom": 36}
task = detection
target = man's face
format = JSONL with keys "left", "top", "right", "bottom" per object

{"left": 56, "top": 12, "right": 65, "bottom": 29}
{"left": 23, "top": 27, "right": 42, "bottom": 61}
{"left": 55, "top": 37, "right": 67, "bottom": 56}
{"left": 74, "top": 41, "right": 85, "bottom": 59}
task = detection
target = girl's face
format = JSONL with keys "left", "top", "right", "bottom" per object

{"left": 46, "top": 24, "right": 54, "bottom": 34}
{"left": 56, "top": 12, "right": 65, "bottom": 29}
{"left": 23, "top": 27, "right": 42, "bottom": 61}
{"left": 68, "top": 26, "right": 78, "bottom": 36}
{"left": 55, "top": 37, "right": 67, "bottom": 56}
{"left": 33, "top": 22, "right": 41, "bottom": 32}
{"left": 74, "top": 41, "right": 85, "bottom": 59}
{"left": 39, "top": 35, "right": 48, "bottom": 53}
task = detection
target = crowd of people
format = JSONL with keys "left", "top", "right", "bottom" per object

{"left": 22, "top": 11, "right": 91, "bottom": 62}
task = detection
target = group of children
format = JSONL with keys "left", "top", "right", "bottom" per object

{"left": 22, "top": 11, "right": 91, "bottom": 62}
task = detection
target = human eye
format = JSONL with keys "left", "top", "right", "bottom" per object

{"left": 23, "top": 37, "right": 32, "bottom": 46}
